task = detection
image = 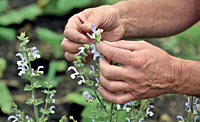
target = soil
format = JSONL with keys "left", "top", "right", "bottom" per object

{"left": 0, "top": 1, "right": 190, "bottom": 122}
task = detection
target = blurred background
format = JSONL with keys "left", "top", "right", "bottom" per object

{"left": 0, "top": 0, "right": 199, "bottom": 121}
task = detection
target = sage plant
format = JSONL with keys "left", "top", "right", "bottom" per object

{"left": 8, "top": 33, "right": 67, "bottom": 122}
{"left": 68, "top": 24, "right": 154, "bottom": 122}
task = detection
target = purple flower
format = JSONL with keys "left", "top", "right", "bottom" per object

{"left": 125, "top": 117, "right": 130, "bottom": 122}
{"left": 50, "top": 94, "right": 55, "bottom": 103}
{"left": 194, "top": 115, "right": 199, "bottom": 122}
{"left": 93, "top": 52, "right": 103, "bottom": 61}
{"left": 177, "top": 116, "right": 184, "bottom": 122}
{"left": 146, "top": 105, "right": 154, "bottom": 117}
{"left": 139, "top": 118, "right": 144, "bottom": 122}
{"left": 90, "top": 44, "right": 96, "bottom": 54}
{"left": 18, "top": 64, "right": 29, "bottom": 76}
{"left": 90, "top": 65, "right": 95, "bottom": 73}
{"left": 95, "top": 78, "right": 99, "bottom": 83}
{"left": 82, "top": 91, "right": 94, "bottom": 102}
{"left": 123, "top": 101, "right": 135, "bottom": 112}
{"left": 75, "top": 47, "right": 85, "bottom": 56}
{"left": 30, "top": 47, "right": 40, "bottom": 59}
{"left": 91, "top": 24, "right": 98, "bottom": 35}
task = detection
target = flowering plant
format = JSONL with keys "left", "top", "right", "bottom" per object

{"left": 68, "top": 25, "right": 154, "bottom": 122}
{"left": 8, "top": 32, "right": 67, "bottom": 122}
{"left": 177, "top": 96, "right": 200, "bottom": 122}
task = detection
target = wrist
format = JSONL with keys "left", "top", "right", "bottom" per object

{"left": 171, "top": 57, "right": 200, "bottom": 96}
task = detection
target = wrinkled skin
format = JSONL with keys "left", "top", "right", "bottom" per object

{"left": 96, "top": 41, "right": 181, "bottom": 104}
{"left": 61, "top": 5, "right": 125, "bottom": 61}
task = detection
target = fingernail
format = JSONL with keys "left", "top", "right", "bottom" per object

{"left": 98, "top": 87, "right": 103, "bottom": 93}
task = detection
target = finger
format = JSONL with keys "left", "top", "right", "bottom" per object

{"left": 64, "top": 52, "right": 75, "bottom": 62}
{"left": 100, "top": 58, "right": 129, "bottom": 80}
{"left": 64, "top": 28, "right": 89, "bottom": 44}
{"left": 98, "top": 87, "right": 134, "bottom": 104}
{"left": 61, "top": 38, "right": 82, "bottom": 53}
{"left": 79, "top": 9, "right": 104, "bottom": 33}
{"left": 99, "top": 72, "right": 131, "bottom": 92}
{"left": 97, "top": 42, "right": 132, "bottom": 65}
{"left": 105, "top": 40, "right": 147, "bottom": 51}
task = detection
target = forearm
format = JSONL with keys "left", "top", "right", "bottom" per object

{"left": 174, "top": 58, "right": 200, "bottom": 96}
{"left": 112, "top": 0, "right": 200, "bottom": 38}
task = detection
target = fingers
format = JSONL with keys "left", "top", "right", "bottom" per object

{"left": 98, "top": 87, "right": 134, "bottom": 104}
{"left": 99, "top": 58, "right": 129, "bottom": 80}
{"left": 64, "top": 52, "right": 75, "bottom": 62}
{"left": 99, "top": 72, "right": 131, "bottom": 92}
{"left": 61, "top": 38, "right": 82, "bottom": 53}
{"left": 64, "top": 28, "right": 89, "bottom": 44}
{"left": 97, "top": 42, "right": 132, "bottom": 65}
{"left": 106, "top": 40, "right": 148, "bottom": 51}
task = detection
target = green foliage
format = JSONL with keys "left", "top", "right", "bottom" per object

{"left": 0, "top": 27, "right": 16, "bottom": 42}
{"left": 43, "top": 0, "right": 93, "bottom": 15}
{"left": 161, "top": 22, "right": 200, "bottom": 60}
{"left": 0, "top": 57, "right": 6, "bottom": 79}
{"left": 103, "top": 0, "right": 120, "bottom": 5}
{"left": 0, "top": 4, "right": 42, "bottom": 26}
{"left": 38, "top": 60, "right": 67, "bottom": 87}
{"left": 66, "top": 88, "right": 128, "bottom": 122}
{"left": 0, "top": 81, "right": 12, "bottom": 114}
{"left": 0, "top": 0, "right": 8, "bottom": 13}
{"left": 36, "top": 28, "right": 64, "bottom": 58}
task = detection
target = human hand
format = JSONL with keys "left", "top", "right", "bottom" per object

{"left": 61, "top": 5, "right": 125, "bottom": 61}
{"left": 96, "top": 40, "right": 182, "bottom": 104}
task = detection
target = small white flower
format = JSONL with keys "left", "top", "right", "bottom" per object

{"left": 76, "top": 46, "right": 85, "bottom": 56}
{"left": 90, "top": 65, "right": 95, "bottom": 73}
{"left": 146, "top": 105, "right": 154, "bottom": 117}
{"left": 177, "top": 116, "right": 184, "bottom": 122}
{"left": 8, "top": 115, "right": 18, "bottom": 122}
{"left": 37, "top": 66, "right": 44, "bottom": 74}
{"left": 93, "top": 52, "right": 103, "bottom": 61}
{"left": 49, "top": 106, "right": 55, "bottom": 114}
{"left": 139, "top": 118, "right": 144, "bottom": 122}
{"left": 116, "top": 104, "right": 121, "bottom": 110}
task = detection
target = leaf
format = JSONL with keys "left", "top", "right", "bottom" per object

{"left": 0, "top": 27, "right": 16, "bottom": 42}
{"left": 43, "top": 0, "right": 93, "bottom": 15}
{"left": 34, "top": 98, "right": 44, "bottom": 106}
{"left": 42, "top": 89, "right": 56, "bottom": 94}
{"left": 59, "top": 115, "right": 67, "bottom": 122}
{"left": 0, "top": 58, "right": 6, "bottom": 79}
{"left": 36, "top": 28, "right": 64, "bottom": 58}
{"left": 24, "top": 84, "right": 33, "bottom": 91}
{"left": 0, "top": 4, "right": 42, "bottom": 26}
{"left": 0, "top": 0, "right": 8, "bottom": 13}
{"left": 0, "top": 81, "right": 12, "bottom": 114}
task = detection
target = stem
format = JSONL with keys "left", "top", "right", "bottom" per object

{"left": 109, "top": 103, "right": 114, "bottom": 122}
{"left": 93, "top": 89, "right": 108, "bottom": 113}
{"left": 41, "top": 87, "right": 50, "bottom": 119}
{"left": 26, "top": 52, "right": 40, "bottom": 122}
{"left": 116, "top": 110, "right": 119, "bottom": 122}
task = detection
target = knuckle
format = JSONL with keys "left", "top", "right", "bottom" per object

{"left": 115, "top": 99, "right": 124, "bottom": 104}
{"left": 60, "top": 41, "right": 65, "bottom": 51}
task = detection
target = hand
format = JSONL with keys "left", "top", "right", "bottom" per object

{"left": 96, "top": 40, "right": 182, "bottom": 104}
{"left": 61, "top": 5, "right": 126, "bottom": 61}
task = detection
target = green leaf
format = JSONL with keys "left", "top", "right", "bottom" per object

{"left": 36, "top": 28, "right": 64, "bottom": 58}
{"left": 0, "top": 58, "right": 6, "bottom": 79}
{"left": 42, "top": 89, "right": 56, "bottom": 94}
{"left": 34, "top": 98, "right": 43, "bottom": 106}
{"left": 24, "top": 84, "right": 33, "bottom": 91}
{"left": 43, "top": 0, "right": 93, "bottom": 15}
{"left": 59, "top": 115, "right": 67, "bottom": 122}
{"left": 26, "top": 98, "right": 33, "bottom": 105}
{"left": 40, "top": 108, "right": 51, "bottom": 115}
{"left": 0, "top": 81, "right": 12, "bottom": 114}
{"left": 0, "top": 27, "right": 16, "bottom": 42}
{"left": 0, "top": 0, "right": 8, "bottom": 13}
{"left": 0, "top": 4, "right": 42, "bottom": 26}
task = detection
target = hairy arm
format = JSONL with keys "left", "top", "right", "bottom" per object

{"left": 112, "top": 0, "right": 200, "bottom": 38}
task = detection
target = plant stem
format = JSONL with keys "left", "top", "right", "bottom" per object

{"left": 41, "top": 87, "right": 50, "bottom": 119}
{"left": 26, "top": 52, "right": 40, "bottom": 122}
{"left": 116, "top": 110, "right": 119, "bottom": 122}
{"left": 109, "top": 103, "right": 114, "bottom": 122}
{"left": 93, "top": 89, "right": 108, "bottom": 113}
